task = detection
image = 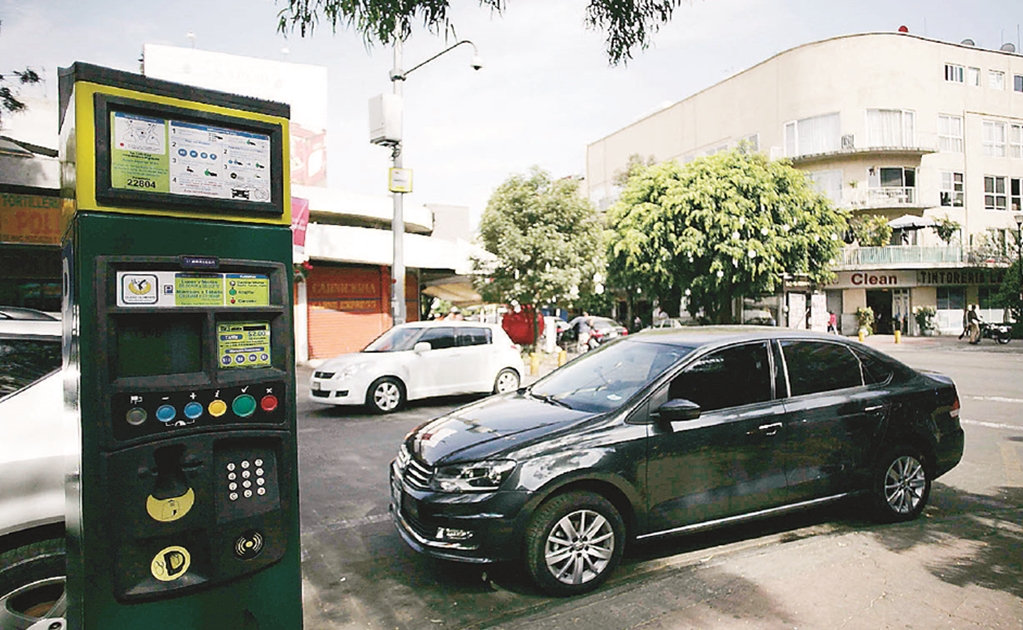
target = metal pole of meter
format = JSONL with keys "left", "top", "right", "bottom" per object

{"left": 391, "top": 41, "right": 407, "bottom": 325}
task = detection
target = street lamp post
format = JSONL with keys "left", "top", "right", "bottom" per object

{"left": 1014, "top": 212, "right": 1023, "bottom": 310}
{"left": 381, "top": 39, "right": 481, "bottom": 325}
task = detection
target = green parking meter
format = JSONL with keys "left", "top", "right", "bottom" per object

{"left": 58, "top": 63, "right": 302, "bottom": 629}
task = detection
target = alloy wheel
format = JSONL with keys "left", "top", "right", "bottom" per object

{"left": 884, "top": 455, "right": 927, "bottom": 514}
{"left": 543, "top": 509, "right": 615, "bottom": 586}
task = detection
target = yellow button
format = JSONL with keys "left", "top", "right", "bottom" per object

{"left": 208, "top": 399, "right": 228, "bottom": 417}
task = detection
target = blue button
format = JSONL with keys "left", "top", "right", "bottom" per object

{"left": 184, "top": 402, "right": 203, "bottom": 419}
{"left": 156, "top": 404, "right": 176, "bottom": 423}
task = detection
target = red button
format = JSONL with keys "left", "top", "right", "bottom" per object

{"left": 260, "top": 395, "right": 278, "bottom": 412}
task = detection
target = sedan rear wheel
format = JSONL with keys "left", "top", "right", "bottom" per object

{"left": 493, "top": 368, "right": 520, "bottom": 394}
{"left": 524, "top": 491, "right": 624, "bottom": 596}
{"left": 368, "top": 377, "right": 404, "bottom": 414}
{"left": 872, "top": 446, "right": 930, "bottom": 522}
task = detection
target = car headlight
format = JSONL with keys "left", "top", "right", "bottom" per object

{"left": 431, "top": 460, "right": 516, "bottom": 493}
{"left": 336, "top": 363, "right": 369, "bottom": 380}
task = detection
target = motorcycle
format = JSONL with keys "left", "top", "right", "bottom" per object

{"left": 969, "top": 320, "right": 1012, "bottom": 345}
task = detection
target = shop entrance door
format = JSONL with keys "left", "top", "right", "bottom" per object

{"left": 866, "top": 289, "right": 893, "bottom": 334}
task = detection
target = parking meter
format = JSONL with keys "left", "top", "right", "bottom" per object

{"left": 59, "top": 63, "right": 302, "bottom": 629}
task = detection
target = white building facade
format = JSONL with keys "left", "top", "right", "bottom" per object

{"left": 587, "top": 32, "right": 1023, "bottom": 335}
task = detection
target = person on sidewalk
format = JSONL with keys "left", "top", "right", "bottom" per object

{"left": 965, "top": 304, "right": 980, "bottom": 342}
{"left": 958, "top": 306, "right": 970, "bottom": 339}
{"left": 576, "top": 312, "right": 593, "bottom": 353}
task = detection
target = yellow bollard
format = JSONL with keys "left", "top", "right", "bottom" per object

{"left": 530, "top": 352, "right": 540, "bottom": 376}
{"left": 857, "top": 329, "right": 865, "bottom": 343}
{"left": 558, "top": 349, "right": 567, "bottom": 366}
{"left": 894, "top": 330, "right": 902, "bottom": 344}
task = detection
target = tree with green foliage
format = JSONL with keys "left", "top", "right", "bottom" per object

{"left": 931, "top": 215, "right": 962, "bottom": 245}
{"left": 993, "top": 256, "right": 1022, "bottom": 337}
{"left": 850, "top": 214, "right": 892, "bottom": 247}
{"left": 605, "top": 149, "right": 847, "bottom": 323}
{"left": 472, "top": 167, "right": 604, "bottom": 344}
{"left": 277, "top": 0, "right": 692, "bottom": 65}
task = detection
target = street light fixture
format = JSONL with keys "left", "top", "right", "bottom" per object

{"left": 372, "top": 39, "right": 482, "bottom": 325}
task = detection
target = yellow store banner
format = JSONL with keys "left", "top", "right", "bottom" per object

{"left": 0, "top": 193, "right": 62, "bottom": 245}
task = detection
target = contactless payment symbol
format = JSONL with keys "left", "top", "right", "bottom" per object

{"left": 121, "top": 274, "right": 158, "bottom": 305}
{"left": 150, "top": 545, "right": 191, "bottom": 582}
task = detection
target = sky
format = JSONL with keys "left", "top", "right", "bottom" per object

{"left": 3, "top": 0, "right": 1022, "bottom": 228}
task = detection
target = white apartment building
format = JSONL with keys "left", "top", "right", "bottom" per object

{"left": 587, "top": 31, "right": 1023, "bottom": 335}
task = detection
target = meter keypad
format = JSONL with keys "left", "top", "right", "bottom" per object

{"left": 215, "top": 445, "right": 280, "bottom": 522}
{"left": 113, "top": 381, "right": 285, "bottom": 441}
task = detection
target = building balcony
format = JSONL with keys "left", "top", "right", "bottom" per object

{"left": 845, "top": 187, "right": 927, "bottom": 211}
{"left": 835, "top": 245, "right": 964, "bottom": 270}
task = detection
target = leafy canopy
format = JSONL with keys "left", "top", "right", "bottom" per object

{"left": 605, "top": 149, "right": 847, "bottom": 322}
{"left": 473, "top": 167, "right": 603, "bottom": 309}
{"left": 276, "top": 0, "right": 691, "bottom": 65}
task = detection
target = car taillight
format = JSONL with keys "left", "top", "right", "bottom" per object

{"left": 592, "top": 329, "right": 604, "bottom": 339}
{"left": 950, "top": 396, "right": 960, "bottom": 419}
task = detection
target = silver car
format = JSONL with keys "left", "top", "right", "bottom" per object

{"left": 0, "top": 315, "right": 68, "bottom": 629}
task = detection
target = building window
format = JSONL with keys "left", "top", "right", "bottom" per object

{"left": 945, "top": 64, "right": 965, "bottom": 83}
{"left": 1015, "top": 74, "right": 1023, "bottom": 92}
{"left": 867, "top": 166, "right": 916, "bottom": 204}
{"left": 739, "top": 133, "right": 759, "bottom": 152}
{"left": 938, "top": 114, "right": 964, "bottom": 152}
{"left": 784, "top": 113, "right": 840, "bottom": 157}
{"left": 866, "top": 109, "right": 914, "bottom": 147}
{"left": 937, "top": 286, "right": 965, "bottom": 311}
{"left": 984, "top": 175, "right": 1007, "bottom": 210}
{"left": 983, "top": 120, "right": 1007, "bottom": 157}
{"left": 807, "top": 170, "right": 843, "bottom": 205}
{"left": 1010, "top": 123, "right": 1023, "bottom": 159}
{"left": 1011, "top": 178, "right": 1022, "bottom": 213}
{"left": 968, "top": 67, "right": 981, "bottom": 86}
{"left": 989, "top": 70, "right": 1005, "bottom": 90}
{"left": 940, "top": 172, "right": 964, "bottom": 207}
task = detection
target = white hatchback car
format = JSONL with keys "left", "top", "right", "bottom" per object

{"left": 310, "top": 321, "right": 525, "bottom": 413}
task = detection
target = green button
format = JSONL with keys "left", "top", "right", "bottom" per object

{"left": 232, "top": 394, "right": 257, "bottom": 418}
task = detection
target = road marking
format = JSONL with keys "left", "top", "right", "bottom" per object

{"left": 1001, "top": 442, "right": 1023, "bottom": 486}
{"left": 965, "top": 396, "right": 1023, "bottom": 404}
{"left": 961, "top": 419, "right": 1023, "bottom": 432}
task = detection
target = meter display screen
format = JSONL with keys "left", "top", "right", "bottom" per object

{"left": 217, "top": 321, "right": 271, "bottom": 369}
{"left": 116, "top": 316, "right": 202, "bottom": 378}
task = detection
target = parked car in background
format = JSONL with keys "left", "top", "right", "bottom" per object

{"left": 390, "top": 327, "right": 963, "bottom": 596}
{"left": 560, "top": 316, "right": 628, "bottom": 350}
{"left": 0, "top": 315, "right": 68, "bottom": 629}
{"left": 310, "top": 321, "right": 525, "bottom": 413}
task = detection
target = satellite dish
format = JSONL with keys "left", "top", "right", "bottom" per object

{"left": 1000, "top": 43, "right": 1016, "bottom": 53}
{"left": 961, "top": 38, "right": 976, "bottom": 46}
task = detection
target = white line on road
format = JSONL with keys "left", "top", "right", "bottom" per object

{"left": 961, "top": 418, "right": 1023, "bottom": 432}
{"left": 965, "top": 396, "right": 1023, "bottom": 404}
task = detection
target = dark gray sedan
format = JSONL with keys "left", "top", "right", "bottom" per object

{"left": 391, "top": 327, "right": 964, "bottom": 596}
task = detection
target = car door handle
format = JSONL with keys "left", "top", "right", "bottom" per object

{"left": 863, "top": 404, "right": 884, "bottom": 413}
{"left": 749, "top": 422, "right": 783, "bottom": 436}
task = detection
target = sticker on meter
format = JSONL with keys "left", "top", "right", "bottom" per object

{"left": 150, "top": 545, "right": 191, "bottom": 582}
{"left": 218, "top": 322, "right": 271, "bottom": 369}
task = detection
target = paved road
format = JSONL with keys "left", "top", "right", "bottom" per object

{"left": 297, "top": 334, "right": 1023, "bottom": 629}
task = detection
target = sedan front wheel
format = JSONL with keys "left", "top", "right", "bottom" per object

{"left": 524, "top": 491, "right": 624, "bottom": 596}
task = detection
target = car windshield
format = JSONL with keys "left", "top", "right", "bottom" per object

{"left": 362, "top": 326, "right": 424, "bottom": 352}
{"left": 0, "top": 336, "right": 62, "bottom": 399}
{"left": 529, "top": 338, "right": 695, "bottom": 413}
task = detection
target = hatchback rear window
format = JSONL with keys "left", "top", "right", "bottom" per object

{"left": 0, "top": 337, "right": 61, "bottom": 398}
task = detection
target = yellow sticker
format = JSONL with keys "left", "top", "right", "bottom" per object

{"left": 146, "top": 488, "right": 195, "bottom": 523}
{"left": 150, "top": 545, "right": 191, "bottom": 582}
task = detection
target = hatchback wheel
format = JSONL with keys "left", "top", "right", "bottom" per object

{"left": 524, "top": 491, "right": 624, "bottom": 596}
{"left": 872, "top": 446, "right": 930, "bottom": 522}
{"left": 493, "top": 369, "right": 520, "bottom": 394}
{"left": 368, "top": 377, "right": 404, "bottom": 414}
{"left": 0, "top": 537, "right": 66, "bottom": 630}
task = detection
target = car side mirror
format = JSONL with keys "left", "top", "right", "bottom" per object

{"left": 413, "top": 341, "right": 431, "bottom": 353}
{"left": 653, "top": 398, "right": 702, "bottom": 424}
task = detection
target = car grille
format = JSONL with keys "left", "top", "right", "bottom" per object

{"left": 397, "top": 444, "right": 434, "bottom": 490}
{"left": 314, "top": 371, "right": 335, "bottom": 378}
